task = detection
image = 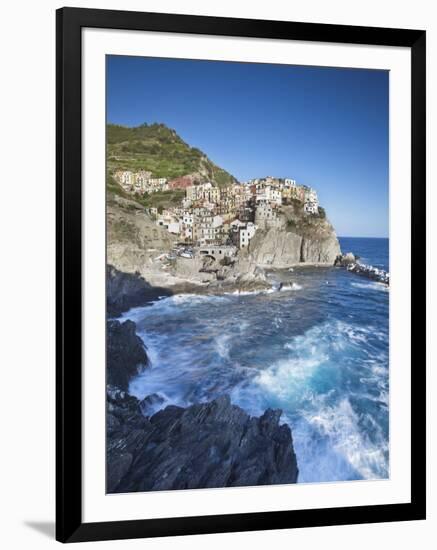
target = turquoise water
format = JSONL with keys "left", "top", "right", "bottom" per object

{"left": 122, "top": 237, "right": 389, "bottom": 483}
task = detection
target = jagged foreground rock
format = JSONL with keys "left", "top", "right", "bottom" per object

{"left": 107, "top": 392, "right": 298, "bottom": 493}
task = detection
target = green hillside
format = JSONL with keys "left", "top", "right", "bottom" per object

{"left": 107, "top": 122, "right": 237, "bottom": 188}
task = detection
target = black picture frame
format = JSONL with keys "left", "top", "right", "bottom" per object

{"left": 56, "top": 6, "right": 426, "bottom": 543}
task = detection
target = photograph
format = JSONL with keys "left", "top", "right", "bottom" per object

{"left": 0, "top": 0, "right": 430, "bottom": 546}
{"left": 105, "top": 55, "right": 390, "bottom": 494}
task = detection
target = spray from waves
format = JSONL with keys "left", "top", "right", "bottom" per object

{"left": 119, "top": 293, "right": 232, "bottom": 322}
{"left": 226, "top": 287, "right": 279, "bottom": 296}
{"left": 226, "top": 289, "right": 267, "bottom": 296}
{"left": 351, "top": 281, "right": 389, "bottom": 292}
{"left": 120, "top": 283, "right": 304, "bottom": 323}
{"left": 293, "top": 395, "right": 389, "bottom": 482}
{"left": 249, "top": 319, "right": 389, "bottom": 482}
{"left": 280, "top": 283, "right": 303, "bottom": 291}
{"left": 226, "top": 282, "right": 302, "bottom": 296}
{"left": 255, "top": 354, "right": 326, "bottom": 402}
{"left": 215, "top": 333, "right": 232, "bottom": 360}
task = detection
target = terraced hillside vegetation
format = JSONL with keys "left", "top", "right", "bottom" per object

{"left": 107, "top": 122, "right": 237, "bottom": 187}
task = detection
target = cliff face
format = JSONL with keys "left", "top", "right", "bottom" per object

{"left": 107, "top": 194, "right": 180, "bottom": 286}
{"left": 249, "top": 204, "right": 341, "bottom": 267}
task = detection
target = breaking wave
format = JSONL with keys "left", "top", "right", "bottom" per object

{"left": 248, "top": 319, "right": 388, "bottom": 481}
{"left": 123, "top": 250, "right": 389, "bottom": 484}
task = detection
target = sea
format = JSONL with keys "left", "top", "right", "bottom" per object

{"left": 120, "top": 237, "right": 389, "bottom": 484}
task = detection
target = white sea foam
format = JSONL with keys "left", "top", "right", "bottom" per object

{"left": 256, "top": 354, "right": 325, "bottom": 400}
{"left": 280, "top": 283, "right": 302, "bottom": 291}
{"left": 351, "top": 281, "right": 389, "bottom": 292}
{"left": 120, "top": 293, "right": 231, "bottom": 321}
{"left": 215, "top": 333, "right": 232, "bottom": 360}
{"left": 282, "top": 320, "right": 374, "bottom": 355}
{"left": 227, "top": 289, "right": 264, "bottom": 296}
{"left": 250, "top": 319, "right": 389, "bottom": 481}
{"left": 296, "top": 396, "right": 388, "bottom": 482}
{"left": 255, "top": 323, "right": 336, "bottom": 399}
{"left": 273, "top": 316, "right": 283, "bottom": 329}
{"left": 226, "top": 286, "right": 280, "bottom": 296}
{"left": 226, "top": 282, "right": 301, "bottom": 296}
{"left": 170, "top": 293, "right": 229, "bottom": 305}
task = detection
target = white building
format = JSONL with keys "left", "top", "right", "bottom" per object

{"left": 304, "top": 201, "right": 319, "bottom": 215}
{"left": 239, "top": 222, "right": 257, "bottom": 249}
{"left": 304, "top": 187, "right": 319, "bottom": 214}
{"left": 156, "top": 211, "right": 179, "bottom": 231}
{"left": 182, "top": 212, "right": 194, "bottom": 226}
{"left": 167, "top": 221, "right": 181, "bottom": 234}
{"left": 186, "top": 186, "right": 198, "bottom": 201}
{"left": 212, "top": 215, "right": 224, "bottom": 228}
{"left": 116, "top": 170, "right": 134, "bottom": 190}
{"left": 255, "top": 203, "right": 276, "bottom": 222}
{"left": 304, "top": 187, "right": 318, "bottom": 203}
{"left": 284, "top": 178, "right": 296, "bottom": 187}
{"left": 136, "top": 171, "right": 153, "bottom": 188}
{"left": 266, "top": 186, "right": 282, "bottom": 205}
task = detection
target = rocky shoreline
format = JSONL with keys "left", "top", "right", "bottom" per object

{"left": 335, "top": 252, "right": 390, "bottom": 286}
{"left": 107, "top": 263, "right": 274, "bottom": 317}
{"left": 107, "top": 265, "right": 174, "bottom": 317}
{"left": 106, "top": 316, "right": 299, "bottom": 493}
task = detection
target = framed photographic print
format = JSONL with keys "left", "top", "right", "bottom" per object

{"left": 56, "top": 7, "right": 426, "bottom": 543}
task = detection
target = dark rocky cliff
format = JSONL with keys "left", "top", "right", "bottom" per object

{"left": 107, "top": 391, "right": 298, "bottom": 493}
{"left": 107, "top": 265, "right": 172, "bottom": 317}
{"left": 107, "top": 319, "right": 150, "bottom": 390}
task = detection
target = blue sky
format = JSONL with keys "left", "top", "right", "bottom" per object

{"left": 107, "top": 56, "right": 389, "bottom": 238}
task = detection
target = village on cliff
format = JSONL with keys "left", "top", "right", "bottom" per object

{"left": 114, "top": 170, "right": 320, "bottom": 258}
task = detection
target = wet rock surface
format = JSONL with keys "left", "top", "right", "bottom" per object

{"left": 107, "top": 265, "right": 172, "bottom": 317}
{"left": 107, "top": 319, "right": 150, "bottom": 390}
{"left": 334, "top": 252, "right": 357, "bottom": 267}
{"left": 107, "top": 393, "right": 298, "bottom": 493}
{"left": 335, "top": 252, "right": 389, "bottom": 285}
